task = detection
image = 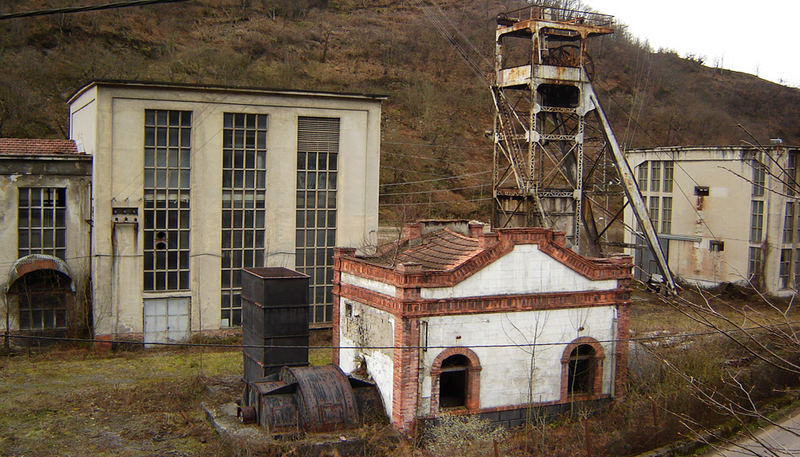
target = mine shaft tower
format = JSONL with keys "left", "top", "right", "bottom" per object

{"left": 491, "top": 4, "right": 675, "bottom": 291}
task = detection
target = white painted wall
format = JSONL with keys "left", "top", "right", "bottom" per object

{"left": 338, "top": 298, "right": 395, "bottom": 418}
{"left": 68, "top": 83, "right": 382, "bottom": 337}
{"left": 418, "top": 306, "right": 618, "bottom": 414}
{"left": 341, "top": 272, "right": 396, "bottom": 297}
{"left": 421, "top": 244, "right": 617, "bottom": 300}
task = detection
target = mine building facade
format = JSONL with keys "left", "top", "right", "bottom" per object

{"left": 67, "top": 80, "right": 383, "bottom": 344}
{"left": 333, "top": 221, "right": 632, "bottom": 433}
{"left": 624, "top": 145, "right": 800, "bottom": 295}
{"left": 0, "top": 139, "right": 92, "bottom": 338}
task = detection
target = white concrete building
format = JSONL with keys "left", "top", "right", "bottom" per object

{"left": 624, "top": 145, "right": 800, "bottom": 295}
{"left": 68, "top": 81, "right": 384, "bottom": 343}
{"left": 0, "top": 139, "right": 92, "bottom": 338}
{"left": 332, "top": 221, "right": 632, "bottom": 433}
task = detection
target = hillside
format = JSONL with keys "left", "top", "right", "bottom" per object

{"left": 2, "top": 0, "right": 799, "bottom": 224}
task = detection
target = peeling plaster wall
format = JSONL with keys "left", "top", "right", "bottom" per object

{"left": 0, "top": 159, "right": 92, "bottom": 331}
{"left": 418, "top": 306, "right": 618, "bottom": 414}
{"left": 421, "top": 244, "right": 617, "bottom": 300}
{"left": 624, "top": 146, "right": 799, "bottom": 295}
{"left": 337, "top": 298, "right": 394, "bottom": 418}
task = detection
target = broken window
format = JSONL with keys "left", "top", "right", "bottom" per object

{"left": 439, "top": 354, "right": 470, "bottom": 408}
{"left": 567, "top": 344, "right": 596, "bottom": 395}
{"left": 143, "top": 109, "right": 192, "bottom": 292}
{"left": 221, "top": 113, "right": 268, "bottom": 327}
{"left": 18, "top": 187, "right": 66, "bottom": 260}
{"left": 12, "top": 269, "right": 70, "bottom": 330}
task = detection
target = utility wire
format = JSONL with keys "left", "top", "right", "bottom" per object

{"left": 380, "top": 197, "right": 491, "bottom": 207}
{"left": 381, "top": 170, "right": 491, "bottom": 187}
{"left": 5, "top": 320, "right": 798, "bottom": 350}
{"left": 0, "top": 0, "right": 188, "bottom": 20}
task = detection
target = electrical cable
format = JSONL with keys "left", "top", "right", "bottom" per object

{"left": 0, "top": 0, "right": 188, "bottom": 20}
{"left": 5, "top": 319, "right": 799, "bottom": 350}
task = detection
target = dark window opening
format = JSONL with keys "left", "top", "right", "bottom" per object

{"left": 710, "top": 240, "right": 725, "bottom": 252}
{"left": 11, "top": 270, "right": 71, "bottom": 330}
{"left": 694, "top": 186, "right": 709, "bottom": 196}
{"left": 568, "top": 344, "right": 595, "bottom": 395}
{"left": 439, "top": 354, "right": 470, "bottom": 408}
{"left": 537, "top": 84, "right": 579, "bottom": 108}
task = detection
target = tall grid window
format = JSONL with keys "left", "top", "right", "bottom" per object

{"left": 795, "top": 248, "right": 800, "bottom": 289}
{"left": 637, "top": 163, "right": 648, "bottom": 192}
{"left": 661, "top": 196, "right": 672, "bottom": 234}
{"left": 752, "top": 159, "right": 766, "bottom": 197}
{"left": 784, "top": 202, "right": 794, "bottom": 243}
{"left": 221, "top": 113, "right": 267, "bottom": 327}
{"left": 780, "top": 249, "right": 792, "bottom": 289}
{"left": 748, "top": 246, "right": 761, "bottom": 281}
{"left": 750, "top": 200, "right": 764, "bottom": 242}
{"left": 143, "top": 110, "right": 191, "bottom": 291}
{"left": 18, "top": 187, "right": 67, "bottom": 260}
{"left": 650, "top": 161, "right": 661, "bottom": 192}
{"left": 786, "top": 154, "right": 796, "bottom": 196}
{"left": 663, "top": 161, "right": 674, "bottom": 192}
{"left": 649, "top": 196, "right": 659, "bottom": 232}
{"left": 296, "top": 117, "right": 339, "bottom": 325}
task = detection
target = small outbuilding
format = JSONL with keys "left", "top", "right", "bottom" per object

{"left": 332, "top": 221, "right": 632, "bottom": 434}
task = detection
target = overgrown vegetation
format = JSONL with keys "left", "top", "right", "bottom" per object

{"left": 2, "top": 286, "right": 798, "bottom": 456}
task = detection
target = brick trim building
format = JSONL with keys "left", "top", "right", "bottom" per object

{"left": 333, "top": 222, "right": 632, "bottom": 433}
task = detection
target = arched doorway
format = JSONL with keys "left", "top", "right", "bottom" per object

{"left": 7, "top": 254, "right": 75, "bottom": 335}
{"left": 561, "top": 337, "right": 605, "bottom": 400}
{"left": 430, "top": 348, "right": 481, "bottom": 414}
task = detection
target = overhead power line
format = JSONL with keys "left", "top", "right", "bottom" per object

{"left": 381, "top": 170, "right": 491, "bottom": 187}
{"left": 0, "top": 0, "right": 188, "bottom": 20}
{"left": 5, "top": 320, "right": 798, "bottom": 350}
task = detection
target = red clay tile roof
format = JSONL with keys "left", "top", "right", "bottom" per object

{"left": 0, "top": 138, "right": 80, "bottom": 155}
{"left": 373, "top": 228, "right": 482, "bottom": 271}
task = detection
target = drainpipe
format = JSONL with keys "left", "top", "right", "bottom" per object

{"left": 3, "top": 288, "right": 8, "bottom": 350}
{"left": 609, "top": 311, "right": 617, "bottom": 398}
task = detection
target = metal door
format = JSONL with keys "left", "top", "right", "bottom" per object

{"left": 143, "top": 297, "right": 190, "bottom": 347}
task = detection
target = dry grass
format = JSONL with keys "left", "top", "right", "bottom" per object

{"left": 0, "top": 341, "right": 335, "bottom": 457}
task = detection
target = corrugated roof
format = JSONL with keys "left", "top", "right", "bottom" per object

{"left": 0, "top": 138, "right": 80, "bottom": 155}
{"left": 378, "top": 228, "right": 482, "bottom": 271}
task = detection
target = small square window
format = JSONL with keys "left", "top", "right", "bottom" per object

{"left": 694, "top": 186, "right": 709, "bottom": 196}
{"left": 709, "top": 240, "right": 724, "bottom": 252}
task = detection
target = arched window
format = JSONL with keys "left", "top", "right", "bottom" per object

{"left": 430, "top": 348, "right": 481, "bottom": 414}
{"left": 10, "top": 269, "right": 71, "bottom": 330}
{"left": 561, "top": 338, "right": 605, "bottom": 401}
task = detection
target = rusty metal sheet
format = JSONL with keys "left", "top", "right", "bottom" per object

{"left": 261, "top": 393, "right": 300, "bottom": 434}
{"left": 282, "top": 365, "right": 359, "bottom": 433}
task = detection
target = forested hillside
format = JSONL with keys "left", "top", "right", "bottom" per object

{"left": 2, "top": 0, "right": 799, "bottom": 223}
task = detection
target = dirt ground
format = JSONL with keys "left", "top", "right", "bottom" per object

{"left": 0, "top": 330, "right": 335, "bottom": 457}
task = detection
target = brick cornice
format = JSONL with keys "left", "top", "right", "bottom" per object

{"left": 335, "top": 228, "right": 632, "bottom": 291}
{"left": 335, "top": 282, "right": 631, "bottom": 318}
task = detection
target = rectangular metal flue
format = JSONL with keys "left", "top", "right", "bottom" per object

{"left": 241, "top": 267, "right": 310, "bottom": 382}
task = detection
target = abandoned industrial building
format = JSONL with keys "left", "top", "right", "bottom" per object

{"left": 0, "top": 139, "right": 92, "bottom": 336}
{"left": 2, "top": 80, "right": 383, "bottom": 343}
{"left": 624, "top": 145, "right": 800, "bottom": 295}
{"left": 333, "top": 221, "right": 632, "bottom": 433}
